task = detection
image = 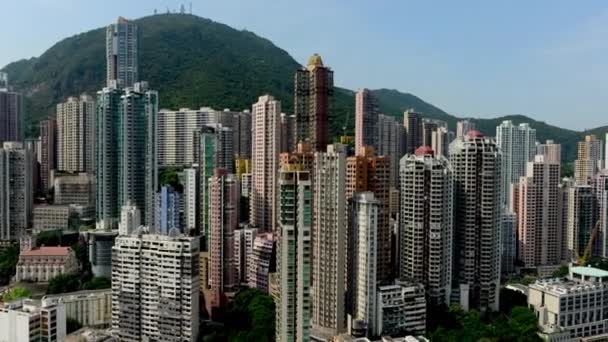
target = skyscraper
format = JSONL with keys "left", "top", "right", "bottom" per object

{"left": 376, "top": 114, "right": 405, "bottom": 188}
{"left": 251, "top": 95, "right": 280, "bottom": 232}
{"left": 155, "top": 185, "right": 182, "bottom": 235}
{"left": 596, "top": 170, "right": 608, "bottom": 258}
{"left": 106, "top": 17, "right": 138, "bottom": 88}
{"left": 450, "top": 131, "right": 501, "bottom": 312}
{"left": 431, "top": 126, "right": 450, "bottom": 158}
{"left": 565, "top": 185, "right": 597, "bottom": 261}
{"left": 183, "top": 166, "right": 198, "bottom": 233}
{"left": 0, "top": 74, "right": 23, "bottom": 144}
{"left": 39, "top": 118, "right": 57, "bottom": 192}
{"left": 280, "top": 113, "right": 295, "bottom": 153}
{"left": 537, "top": 139, "right": 561, "bottom": 164}
{"left": 112, "top": 232, "right": 200, "bottom": 342}
{"left": 399, "top": 146, "right": 453, "bottom": 305}
{"left": 207, "top": 169, "right": 239, "bottom": 312}
{"left": 196, "top": 124, "right": 233, "bottom": 244}
{"left": 347, "top": 192, "right": 378, "bottom": 337}
{"left": 117, "top": 82, "right": 158, "bottom": 228}
{"left": 501, "top": 210, "right": 517, "bottom": 275}
{"left": 247, "top": 231, "right": 274, "bottom": 292}
{"left": 95, "top": 87, "right": 121, "bottom": 230}
{"left": 276, "top": 170, "right": 312, "bottom": 342}
{"left": 0, "top": 142, "right": 33, "bottom": 241}
{"left": 56, "top": 94, "right": 96, "bottom": 173}
{"left": 311, "top": 144, "right": 347, "bottom": 339}
{"left": 515, "top": 155, "right": 561, "bottom": 267}
{"left": 496, "top": 120, "right": 536, "bottom": 206}
{"left": 346, "top": 147, "right": 391, "bottom": 281}
{"left": 403, "top": 110, "right": 423, "bottom": 154}
{"left": 355, "top": 88, "right": 378, "bottom": 154}
{"left": 294, "top": 53, "right": 333, "bottom": 151}
{"left": 575, "top": 135, "right": 604, "bottom": 185}
{"left": 456, "top": 119, "right": 475, "bottom": 138}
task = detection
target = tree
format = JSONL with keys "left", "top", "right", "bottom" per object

{"left": 82, "top": 277, "right": 111, "bottom": 290}
{"left": 2, "top": 287, "right": 31, "bottom": 302}
{"left": 552, "top": 265, "right": 569, "bottom": 278}
{"left": 46, "top": 274, "right": 81, "bottom": 295}
{"left": 36, "top": 230, "right": 62, "bottom": 247}
{"left": 0, "top": 244, "right": 19, "bottom": 285}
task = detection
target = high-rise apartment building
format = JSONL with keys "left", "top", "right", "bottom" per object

{"left": 496, "top": 120, "right": 536, "bottom": 206}
{"left": 251, "top": 95, "right": 280, "bottom": 232}
{"left": 0, "top": 74, "right": 23, "bottom": 144}
{"left": 54, "top": 173, "right": 95, "bottom": 209}
{"left": 375, "top": 281, "right": 426, "bottom": 336}
{"left": 311, "top": 144, "right": 347, "bottom": 339}
{"left": 596, "top": 170, "right": 608, "bottom": 258}
{"left": 117, "top": 82, "right": 158, "bottom": 228}
{"left": 537, "top": 139, "right": 561, "bottom": 164}
{"left": 431, "top": 126, "right": 450, "bottom": 158}
{"left": 0, "top": 142, "right": 33, "bottom": 241}
{"left": 456, "top": 119, "right": 475, "bottom": 138}
{"left": 112, "top": 232, "right": 200, "bottom": 342}
{"left": 575, "top": 135, "right": 604, "bottom": 185}
{"left": 294, "top": 54, "right": 333, "bottom": 151}
{"left": 196, "top": 124, "right": 233, "bottom": 244}
{"left": 355, "top": 88, "right": 378, "bottom": 154}
{"left": 376, "top": 114, "right": 405, "bottom": 188}
{"left": 56, "top": 94, "right": 96, "bottom": 173}
{"left": 403, "top": 110, "right": 423, "bottom": 154}
{"left": 280, "top": 113, "right": 295, "bottom": 153}
{"left": 346, "top": 147, "right": 391, "bottom": 281}
{"left": 0, "top": 299, "right": 66, "bottom": 342}
{"left": 157, "top": 108, "right": 250, "bottom": 166}
{"left": 449, "top": 131, "right": 501, "bottom": 312}
{"left": 347, "top": 192, "right": 378, "bottom": 337}
{"left": 399, "top": 146, "right": 453, "bottom": 305}
{"left": 565, "top": 185, "right": 597, "bottom": 261}
{"left": 39, "top": 118, "right": 57, "bottom": 192}
{"left": 95, "top": 87, "right": 121, "bottom": 230}
{"left": 515, "top": 155, "right": 561, "bottom": 267}
{"left": 183, "top": 166, "right": 198, "bottom": 233}
{"left": 208, "top": 169, "right": 239, "bottom": 311}
{"left": 247, "top": 231, "right": 274, "bottom": 292}
{"left": 279, "top": 143, "right": 314, "bottom": 171}
{"left": 501, "top": 210, "right": 517, "bottom": 275}
{"left": 276, "top": 170, "right": 312, "bottom": 342}
{"left": 106, "top": 17, "right": 138, "bottom": 88}
{"left": 155, "top": 185, "right": 182, "bottom": 235}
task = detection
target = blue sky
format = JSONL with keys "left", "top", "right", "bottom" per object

{"left": 2, "top": 0, "right": 608, "bottom": 130}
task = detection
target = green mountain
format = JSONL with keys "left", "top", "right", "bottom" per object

{"left": 1, "top": 13, "right": 604, "bottom": 162}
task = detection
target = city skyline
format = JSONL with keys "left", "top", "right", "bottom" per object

{"left": 2, "top": 1, "right": 608, "bottom": 130}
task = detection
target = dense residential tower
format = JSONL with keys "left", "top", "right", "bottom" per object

{"left": 496, "top": 120, "right": 536, "bottom": 206}
{"left": 449, "top": 131, "right": 502, "bottom": 312}
{"left": 565, "top": 185, "right": 597, "bottom": 261}
{"left": 403, "top": 110, "right": 423, "bottom": 154}
{"left": 207, "top": 169, "right": 239, "bottom": 311}
{"left": 537, "top": 139, "right": 561, "bottom": 164}
{"left": 294, "top": 54, "right": 333, "bottom": 151}
{"left": 596, "top": 170, "right": 608, "bottom": 258}
{"left": 0, "top": 74, "right": 23, "bottom": 144}
{"left": 575, "top": 135, "right": 604, "bottom": 185}
{"left": 106, "top": 17, "right": 138, "bottom": 88}
{"left": 154, "top": 185, "right": 182, "bottom": 235}
{"left": 311, "top": 144, "right": 347, "bottom": 338}
{"left": 456, "top": 119, "right": 475, "bottom": 138}
{"left": 0, "top": 142, "right": 33, "bottom": 241}
{"left": 39, "top": 118, "right": 57, "bottom": 192}
{"left": 355, "top": 88, "right": 378, "bottom": 154}
{"left": 399, "top": 146, "right": 453, "bottom": 305}
{"left": 117, "top": 82, "right": 158, "bottom": 228}
{"left": 276, "top": 170, "right": 312, "bottom": 342}
{"left": 251, "top": 95, "right": 280, "bottom": 232}
{"left": 346, "top": 147, "right": 391, "bottom": 281}
{"left": 515, "top": 155, "right": 561, "bottom": 267}
{"left": 376, "top": 114, "right": 406, "bottom": 188}
{"left": 347, "top": 192, "right": 379, "bottom": 336}
{"left": 56, "top": 94, "right": 96, "bottom": 173}
{"left": 111, "top": 232, "right": 200, "bottom": 342}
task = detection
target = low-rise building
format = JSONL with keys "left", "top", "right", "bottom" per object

{"left": 247, "top": 232, "right": 274, "bottom": 292}
{"left": 528, "top": 266, "right": 608, "bottom": 340}
{"left": 33, "top": 204, "right": 72, "bottom": 233}
{"left": 376, "top": 282, "right": 426, "bottom": 337}
{"left": 0, "top": 299, "right": 66, "bottom": 342}
{"left": 15, "top": 246, "right": 79, "bottom": 282}
{"left": 42, "top": 289, "right": 112, "bottom": 328}
{"left": 54, "top": 173, "right": 95, "bottom": 209}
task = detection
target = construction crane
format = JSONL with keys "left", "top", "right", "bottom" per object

{"left": 577, "top": 220, "right": 602, "bottom": 266}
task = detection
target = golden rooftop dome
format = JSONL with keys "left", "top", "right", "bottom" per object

{"left": 306, "top": 53, "right": 324, "bottom": 70}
